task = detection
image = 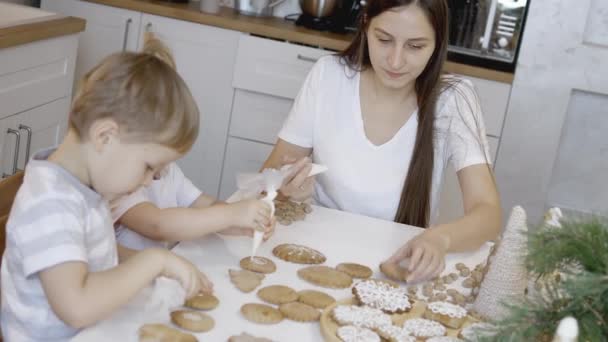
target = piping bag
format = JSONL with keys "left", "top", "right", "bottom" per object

{"left": 236, "top": 163, "right": 328, "bottom": 259}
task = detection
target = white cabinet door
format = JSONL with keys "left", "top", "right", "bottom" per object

{"left": 0, "top": 98, "right": 69, "bottom": 178}
{"left": 140, "top": 14, "right": 240, "bottom": 197}
{"left": 219, "top": 137, "right": 273, "bottom": 200}
{"left": 41, "top": 0, "right": 142, "bottom": 86}
{"left": 434, "top": 136, "right": 499, "bottom": 225}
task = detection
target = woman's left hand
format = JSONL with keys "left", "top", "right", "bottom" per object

{"left": 384, "top": 229, "right": 450, "bottom": 283}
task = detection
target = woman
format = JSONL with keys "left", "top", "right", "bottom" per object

{"left": 262, "top": 0, "right": 501, "bottom": 282}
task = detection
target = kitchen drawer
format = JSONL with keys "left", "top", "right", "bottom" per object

{"left": 434, "top": 135, "right": 499, "bottom": 225}
{"left": 229, "top": 89, "right": 293, "bottom": 144}
{"left": 232, "top": 35, "right": 333, "bottom": 100}
{"left": 219, "top": 137, "right": 273, "bottom": 200}
{"left": 0, "top": 35, "right": 77, "bottom": 120}
{"left": 457, "top": 74, "right": 511, "bottom": 138}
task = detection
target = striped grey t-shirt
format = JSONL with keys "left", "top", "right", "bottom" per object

{"left": 1, "top": 148, "right": 118, "bottom": 341}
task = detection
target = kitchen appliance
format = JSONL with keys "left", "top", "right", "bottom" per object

{"left": 295, "top": 0, "right": 362, "bottom": 33}
{"left": 235, "top": 0, "right": 287, "bottom": 16}
{"left": 447, "top": 0, "right": 529, "bottom": 72}
{"left": 157, "top": 0, "right": 189, "bottom": 3}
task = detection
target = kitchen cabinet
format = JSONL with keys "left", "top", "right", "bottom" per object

{"left": 139, "top": 14, "right": 240, "bottom": 197}
{"left": 41, "top": 0, "right": 142, "bottom": 86}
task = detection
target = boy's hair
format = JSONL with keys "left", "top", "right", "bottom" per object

{"left": 69, "top": 32, "right": 199, "bottom": 153}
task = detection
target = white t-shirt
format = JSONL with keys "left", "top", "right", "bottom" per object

{"left": 1, "top": 148, "right": 118, "bottom": 341}
{"left": 111, "top": 163, "right": 202, "bottom": 250}
{"left": 278, "top": 56, "right": 491, "bottom": 223}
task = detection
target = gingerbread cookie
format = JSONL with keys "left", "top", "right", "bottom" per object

{"left": 298, "top": 266, "right": 352, "bottom": 288}
{"left": 401, "top": 318, "right": 446, "bottom": 339}
{"left": 379, "top": 262, "right": 409, "bottom": 282}
{"left": 274, "top": 200, "right": 312, "bottom": 225}
{"left": 423, "top": 301, "right": 468, "bottom": 329}
{"left": 297, "top": 289, "right": 335, "bottom": 309}
{"left": 139, "top": 323, "right": 197, "bottom": 342}
{"left": 352, "top": 279, "right": 412, "bottom": 314}
{"left": 375, "top": 325, "right": 416, "bottom": 342}
{"left": 336, "top": 263, "right": 373, "bottom": 279}
{"left": 184, "top": 293, "right": 219, "bottom": 310}
{"left": 241, "top": 303, "right": 283, "bottom": 324}
{"left": 228, "top": 333, "right": 274, "bottom": 342}
{"left": 240, "top": 256, "right": 277, "bottom": 274}
{"left": 279, "top": 302, "right": 320, "bottom": 322}
{"left": 332, "top": 305, "right": 392, "bottom": 329}
{"left": 170, "top": 310, "right": 214, "bottom": 333}
{"left": 229, "top": 269, "right": 264, "bottom": 293}
{"left": 257, "top": 285, "right": 299, "bottom": 305}
{"left": 272, "top": 244, "right": 326, "bottom": 264}
{"left": 337, "top": 326, "right": 381, "bottom": 342}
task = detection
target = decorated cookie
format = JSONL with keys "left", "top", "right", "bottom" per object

{"left": 298, "top": 266, "right": 353, "bottom": 288}
{"left": 458, "top": 322, "right": 496, "bottom": 340}
{"left": 139, "top": 323, "right": 197, "bottom": 342}
{"left": 240, "top": 256, "right": 277, "bottom": 274}
{"left": 336, "top": 263, "right": 373, "bottom": 279}
{"left": 241, "top": 303, "right": 284, "bottom": 324}
{"left": 332, "top": 305, "right": 392, "bottom": 330}
{"left": 337, "top": 325, "right": 381, "bottom": 342}
{"left": 274, "top": 200, "right": 312, "bottom": 225}
{"left": 402, "top": 318, "right": 446, "bottom": 339}
{"left": 257, "top": 285, "right": 299, "bottom": 305}
{"left": 170, "top": 310, "right": 215, "bottom": 333}
{"left": 426, "top": 337, "right": 463, "bottom": 342}
{"left": 423, "top": 301, "right": 468, "bottom": 329}
{"left": 352, "top": 279, "right": 412, "bottom": 314}
{"left": 272, "top": 243, "right": 326, "bottom": 264}
{"left": 229, "top": 269, "right": 264, "bottom": 293}
{"left": 375, "top": 324, "right": 416, "bottom": 342}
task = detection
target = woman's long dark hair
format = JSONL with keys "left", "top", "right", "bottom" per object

{"left": 339, "top": 0, "right": 450, "bottom": 228}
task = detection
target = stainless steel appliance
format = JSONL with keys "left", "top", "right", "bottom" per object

{"left": 235, "top": 0, "right": 287, "bottom": 16}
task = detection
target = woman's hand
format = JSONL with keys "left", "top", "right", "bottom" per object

{"left": 279, "top": 156, "right": 314, "bottom": 202}
{"left": 220, "top": 216, "right": 276, "bottom": 241}
{"left": 384, "top": 229, "right": 450, "bottom": 283}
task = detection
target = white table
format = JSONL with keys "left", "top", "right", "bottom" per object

{"left": 72, "top": 205, "right": 491, "bottom": 342}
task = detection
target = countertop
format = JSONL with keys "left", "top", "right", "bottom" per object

{"left": 0, "top": 3, "right": 85, "bottom": 49}
{"left": 84, "top": 0, "right": 514, "bottom": 83}
{"left": 72, "top": 204, "right": 492, "bottom": 341}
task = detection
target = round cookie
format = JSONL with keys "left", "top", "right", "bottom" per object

{"left": 297, "top": 289, "right": 336, "bottom": 309}
{"left": 272, "top": 244, "right": 326, "bottom": 264}
{"left": 241, "top": 303, "right": 284, "bottom": 324}
{"left": 139, "top": 323, "right": 197, "bottom": 342}
{"left": 279, "top": 302, "right": 320, "bottom": 322}
{"left": 337, "top": 325, "right": 381, "bottom": 342}
{"left": 402, "top": 318, "right": 447, "bottom": 339}
{"left": 336, "top": 263, "right": 373, "bottom": 279}
{"left": 170, "top": 310, "right": 214, "bottom": 333}
{"left": 297, "top": 265, "right": 352, "bottom": 288}
{"left": 257, "top": 285, "right": 299, "bottom": 305}
{"left": 379, "top": 262, "right": 410, "bottom": 282}
{"left": 240, "top": 256, "right": 276, "bottom": 274}
{"left": 184, "top": 293, "right": 219, "bottom": 310}
{"left": 423, "top": 301, "right": 468, "bottom": 329}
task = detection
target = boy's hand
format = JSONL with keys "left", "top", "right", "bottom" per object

{"left": 161, "top": 251, "right": 213, "bottom": 298}
{"left": 220, "top": 217, "right": 275, "bottom": 240}
{"left": 230, "top": 199, "right": 272, "bottom": 232}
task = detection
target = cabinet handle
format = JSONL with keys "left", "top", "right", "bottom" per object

{"left": 145, "top": 22, "right": 153, "bottom": 32}
{"left": 297, "top": 54, "right": 318, "bottom": 63}
{"left": 3, "top": 129, "right": 20, "bottom": 178}
{"left": 122, "top": 18, "right": 133, "bottom": 51}
{"left": 18, "top": 124, "right": 32, "bottom": 166}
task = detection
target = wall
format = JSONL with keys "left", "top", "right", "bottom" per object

{"left": 495, "top": 0, "right": 608, "bottom": 224}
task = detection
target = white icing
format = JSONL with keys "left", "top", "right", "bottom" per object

{"left": 280, "top": 244, "right": 324, "bottom": 261}
{"left": 375, "top": 325, "right": 416, "bottom": 342}
{"left": 183, "top": 312, "right": 203, "bottom": 321}
{"left": 354, "top": 280, "right": 411, "bottom": 313}
{"left": 337, "top": 326, "right": 381, "bottom": 342}
{"left": 427, "top": 301, "right": 467, "bottom": 318}
{"left": 402, "top": 318, "right": 446, "bottom": 338}
{"left": 426, "top": 337, "right": 463, "bottom": 342}
{"left": 332, "top": 305, "right": 392, "bottom": 329}
{"left": 249, "top": 256, "right": 268, "bottom": 265}
{"left": 459, "top": 322, "right": 496, "bottom": 340}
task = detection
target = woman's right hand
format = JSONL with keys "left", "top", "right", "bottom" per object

{"left": 161, "top": 250, "right": 213, "bottom": 298}
{"left": 279, "top": 156, "right": 314, "bottom": 202}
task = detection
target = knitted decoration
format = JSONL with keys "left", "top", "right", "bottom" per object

{"left": 473, "top": 206, "right": 528, "bottom": 320}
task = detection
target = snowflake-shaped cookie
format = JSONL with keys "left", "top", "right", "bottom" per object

{"left": 337, "top": 326, "right": 381, "bottom": 342}
{"left": 375, "top": 324, "right": 416, "bottom": 342}
{"left": 352, "top": 280, "right": 412, "bottom": 313}
{"left": 427, "top": 301, "right": 467, "bottom": 318}
{"left": 402, "top": 318, "right": 446, "bottom": 338}
{"left": 332, "top": 305, "right": 392, "bottom": 329}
